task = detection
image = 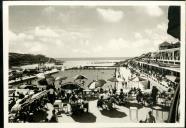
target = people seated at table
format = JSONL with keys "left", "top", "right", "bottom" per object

{"left": 82, "top": 97, "right": 89, "bottom": 112}
{"left": 117, "top": 89, "right": 126, "bottom": 104}
{"left": 105, "top": 97, "right": 113, "bottom": 110}
{"left": 48, "top": 87, "right": 56, "bottom": 104}
{"left": 136, "top": 89, "right": 143, "bottom": 104}
{"left": 151, "top": 86, "right": 158, "bottom": 105}
{"left": 69, "top": 92, "right": 78, "bottom": 104}
{"left": 97, "top": 95, "right": 104, "bottom": 108}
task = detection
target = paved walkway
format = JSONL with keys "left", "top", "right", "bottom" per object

{"left": 55, "top": 100, "right": 168, "bottom": 123}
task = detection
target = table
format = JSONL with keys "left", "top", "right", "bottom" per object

{"left": 129, "top": 107, "right": 138, "bottom": 121}
{"left": 152, "top": 106, "right": 163, "bottom": 120}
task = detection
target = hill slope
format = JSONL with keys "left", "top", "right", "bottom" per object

{"left": 9, "top": 53, "right": 56, "bottom": 67}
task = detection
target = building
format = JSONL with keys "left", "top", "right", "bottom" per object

{"left": 128, "top": 41, "right": 180, "bottom": 85}
{"left": 158, "top": 41, "right": 180, "bottom": 65}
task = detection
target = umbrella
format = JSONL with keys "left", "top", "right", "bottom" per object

{"left": 166, "top": 75, "right": 176, "bottom": 82}
{"left": 89, "top": 82, "right": 96, "bottom": 90}
{"left": 45, "top": 75, "right": 55, "bottom": 86}
{"left": 36, "top": 73, "right": 45, "bottom": 79}
{"left": 74, "top": 75, "right": 88, "bottom": 80}
{"left": 107, "top": 77, "right": 120, "bottom": 82}
{"left": 129, "top": 76, "right": 147, "bottom": 88}
{"left": 88, "top": 79, "right": 106, "bottom": 90}
{"left": 19, "top": 84, "right": 38, "bottom": 90}
{"left": 107, "top": 77, "right": 123, "bottom": 89}
{"left": 129, "top": 76, "right": 146, "bottom": 82}
{"left": 61, "top": 82, "right": 82, "bottom": 90}
{"left": 55, "top": 76, "right": 67, "bottom": 81}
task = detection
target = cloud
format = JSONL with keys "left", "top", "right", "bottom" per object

{"left": 132, "top": 39, "right": 149, "bottom": 48}
{"left": 97, "top": 8, "right": 124, "bottom": 23}
{"left": 9, "top": 31, "right": 34, "bottom": 42}
{"left": 107, "top": 38, "right": 128, "bottom": 50}
{"left": 157, "top": 22, "right": 167, "bottom": 31}
{"left": 9, "top": 26, "right": 92, "bottom": 57}
{"left": 134, "top": 32, "right": 142, "bottom": 39}
{"left": 34, "top": 27, "right": 59, "bottom": 37}
{"left": 143, "top": 22, "right": 178, "bottom": 47}
{"left": 145, "top": 6, "right": 164, "bottom": 17}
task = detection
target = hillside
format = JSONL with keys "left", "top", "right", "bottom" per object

{"left": 9, "top": 53, "right": 56, "bottom": 67}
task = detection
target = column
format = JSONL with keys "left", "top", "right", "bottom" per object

{"left": 172, "top": 50, "right": 175, "bottom": 64}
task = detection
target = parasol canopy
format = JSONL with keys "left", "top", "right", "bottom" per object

{"left": 129, "top": 76, "right": 147, "bottom": 89}
{"left": 61, "top": 82, "right": 82, "bottom": 90}
{"left": 45, "top": 75, "right": 55, "bottom": 86}
{"left": 19, "top": 84, "right": 38, "bottom": 90}
{"left": 129, "top": 76, "right": 146, "bottom": 82}
{"left": 107, "top": 77, "right": 124, "bottom": 82}
{"left": 107, "top": 77, "right": 119, "bottom": 82}
{"left": 36, "top": 73, "right": 45, "bottom": 79}
{"left": 166, "top": 75, "right": 180, "bottom": 83}
{"left": 74, "top": 74, "right": 88, "bottom": 81}
{"left": 88, "top": 79, "right": 106, "bottom": 90}
{"left": 55, "top": 76, "right": 67, "bottom": 81}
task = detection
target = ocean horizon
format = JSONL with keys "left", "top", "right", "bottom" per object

{"left": 57, "top": 57, "right": 131, "bottom": 61}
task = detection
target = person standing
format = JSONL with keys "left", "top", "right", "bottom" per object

{"left": 145, "top": 111, "right": 156, "bottom": 123}
{"left": 49, "top": 110, "right": 58, "bottom": 122}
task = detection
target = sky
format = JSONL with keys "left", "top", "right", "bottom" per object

{"left": 9, "top": 5, "right": 178, "bottom": 58}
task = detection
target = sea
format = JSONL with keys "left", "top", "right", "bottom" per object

{"left": 59, "top": 57, "right": 129, "bottom": 69}
{"left": 20, "top": 57, "right": 129, "bottom": 70}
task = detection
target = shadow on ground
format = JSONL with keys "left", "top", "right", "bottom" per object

{"left": 100, "top": 108, "right": 127, "bottom": 118}
{"left": 122, "top": 102, "right": 143, "bottom": 109}
{"left": 71, "top": 112, "right": 97, "bottom": 123}
{"left": 32, "top": 109, "right": 48, "bottom": 122}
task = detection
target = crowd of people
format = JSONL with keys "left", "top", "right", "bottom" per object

{"left": 9, "top": 69, "right": 174, "bottom": 123}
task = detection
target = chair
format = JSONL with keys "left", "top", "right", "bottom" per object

{"left": 62, "top": 103, "right": 68, "bottom": 113}
{"left": 54, "top": 100, "right": 62, "bottom": 113}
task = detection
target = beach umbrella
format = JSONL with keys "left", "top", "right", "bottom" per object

{"left": 19, "top": 84, "right": 38, "bottom": 90}
{"left": 88, "top": 79, "right": 106, "bottom": 90}
{"left": 166, "top": 75, "right": 177, "bottom": 82}
{"left": 74, "top": 74, "right": 88, "bottom": 80}
{"left": 107, "top": 77, "right": 123, "bottom": 89}
{"left": 45, "top": 75, "right": 55, "bottom": 86}
{"left": 55, "top": 76, "right": 67, "bottom": 81}
{"left": 89, "top": 82, "right": 96, "bottom": 90}
{"left": 36, "top": 73, "right": 45, "bottom": 79}
{"left": 130, "top": 76, "right": 146, "bottom": 82}
{"left": 61, "top": 82, "right": 81, "bottom": 90}
{"left": 107, "top": 77, "right": 120, "bottom": 82}
{"left": 129, "top": 76, "right": 147, "bottom": 88}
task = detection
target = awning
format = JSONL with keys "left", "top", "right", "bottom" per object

{"left": 166, "top": 75, "right": 176, "bottom": 82}
{"left": 166, "top": 75, "right": 180, "bottom": 83}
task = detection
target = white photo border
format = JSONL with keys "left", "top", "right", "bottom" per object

{"left": 3, "top": 1, "right": 185, "bottom": 128}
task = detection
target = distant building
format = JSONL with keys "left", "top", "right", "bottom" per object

{"left": 158, "top": 41, "right": 180, "bottom": 65}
